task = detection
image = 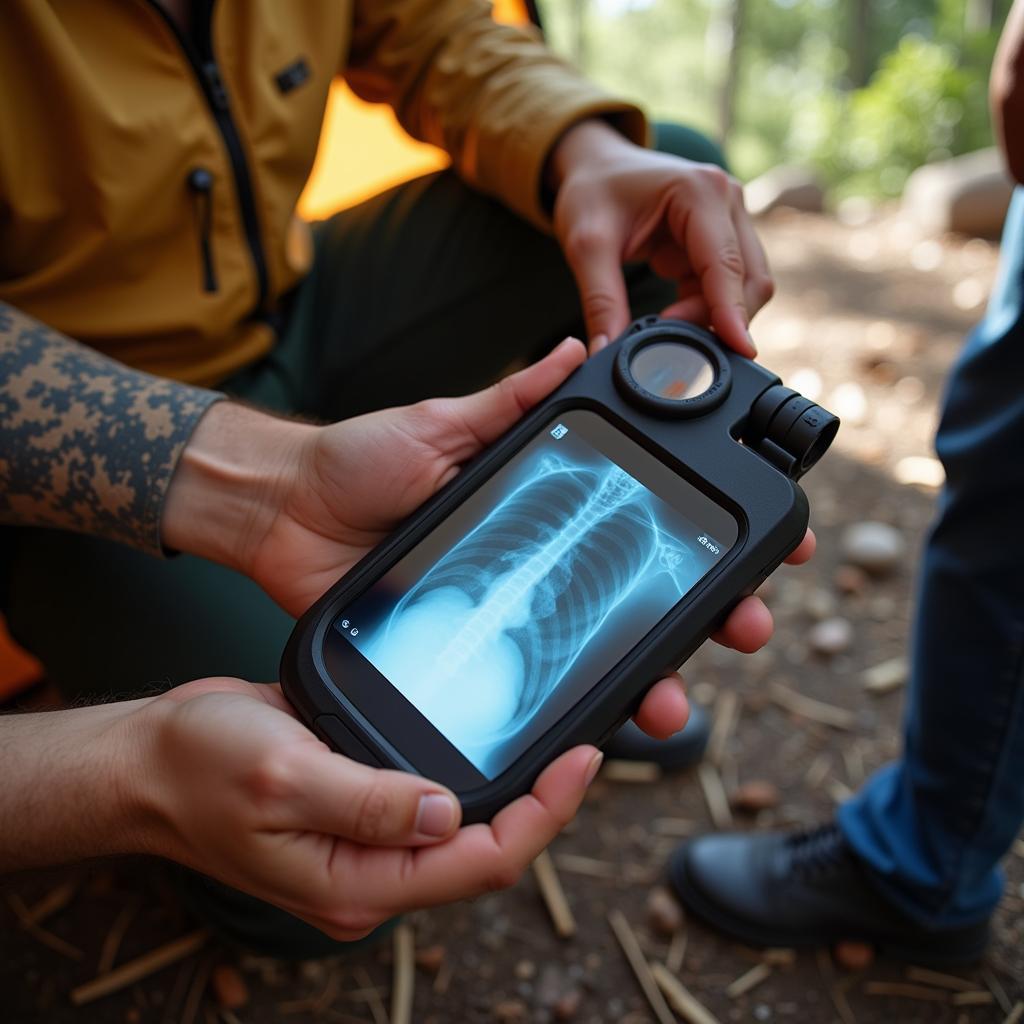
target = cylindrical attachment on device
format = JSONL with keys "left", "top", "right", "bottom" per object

{"left": 745, "top": 385, "right": 840, "bottom": 478}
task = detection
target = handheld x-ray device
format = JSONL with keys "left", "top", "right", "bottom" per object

{"left": 282, "top": 318, "right": 839, "bottom": 822}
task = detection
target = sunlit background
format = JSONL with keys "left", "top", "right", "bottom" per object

{"left": 542, "top": 0, "right": 1004, "bottom": 196}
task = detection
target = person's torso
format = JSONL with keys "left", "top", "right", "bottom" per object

{"left": 0, "top": 1, "right": 350, "bottom": 384}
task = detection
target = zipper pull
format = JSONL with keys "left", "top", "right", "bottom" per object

{"left": 202, "top": 61, "right": 230, "bottom": 111}
{"left": 188, "top": 167, "right": 218, "bottom": 293}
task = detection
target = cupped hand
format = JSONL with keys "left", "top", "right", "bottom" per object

{"left": 139, "top": 676, "right": 602, "bottom": 940}
{"left": 549, "top": 119, "right": 774, "bottom": 355}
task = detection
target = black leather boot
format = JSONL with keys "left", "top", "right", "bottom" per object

{"left": 603, "top": 702, "right": 711, "bottom": 770}
{"left": 670, "top": 823, "right": 990, "bottom": 967}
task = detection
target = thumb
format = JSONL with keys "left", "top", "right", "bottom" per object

{"left": 446, "top": 336, "right": 587, "bottom": 450}
{"left": 565, "top": 231, "right": 631, "bottom": 351}
{"left": 284, "top": 745, "right": 463, "bottom": 846}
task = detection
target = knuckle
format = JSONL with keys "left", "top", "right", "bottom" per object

{"left": 245, "top": 751, "right": 298, "bottom": 806}
{"left": 485, "top": 860, "right": 525, "bottom": 893}
{"left": 352, "top": 782, "right": 399, "bottom": 842}
{"left": 579, "top": 288, "right": 618, "bottom": 322}
{"left": 698, "top": 165, "right": 733, "bottom": 196}
{"left": 715, "top": 244, "right": 746, "bottom": 279}
{"left": 564, "top": 224, "right": 612, "bottom": 261}
{"left": 756, "top": 274, "right": 776, "bottom": 303}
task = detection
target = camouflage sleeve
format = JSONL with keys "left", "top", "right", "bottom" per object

{"left": 0, "top": 302, "right": 224, "bottom": 555}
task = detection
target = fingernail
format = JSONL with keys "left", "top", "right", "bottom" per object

{"left": 416, "top": 793, "right": 458, "bottom": 837}
{"left": 584, "top": 751, "right": 604, "bottom": 787}
{"left": 591, "top": 334, "right": 609, "bottom": 352}
{"left": 745, "top": 330, "right": 758, "bottom": 358}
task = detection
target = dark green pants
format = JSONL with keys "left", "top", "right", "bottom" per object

{"left": 3, "top": 124, "right": 724, "bottom": 956}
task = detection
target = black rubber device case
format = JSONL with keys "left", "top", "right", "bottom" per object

{"left": 281, "top": 317, "right": 839, "bottom": 822}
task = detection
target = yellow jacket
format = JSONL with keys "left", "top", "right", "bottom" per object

{"left": 0, "top": 1, "right": 644, "bottom": 386}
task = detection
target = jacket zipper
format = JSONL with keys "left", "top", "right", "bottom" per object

{"left": 146, "top": 0, "right": 270, "bottom": 312}
{"left": 187, "top": 167, "right": 218, "bottom": 292}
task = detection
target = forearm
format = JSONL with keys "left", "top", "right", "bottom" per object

{"left": 992, "top": 0, "right": 1024, "bottom": 183}
{"left": 0, "top": 302, "right": 223, "bottom": 554}
{"left": 347, "top": 0, "right": 645, "bottom": 229}
{"left": 0, "top": 699, "right": 156, "bottom": 873}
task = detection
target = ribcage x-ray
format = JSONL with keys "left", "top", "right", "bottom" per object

{"left": 349, "top": 420, "right": 721, "bottom": 778}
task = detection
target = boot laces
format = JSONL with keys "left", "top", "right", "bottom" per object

{"left": 786, "top": 823, "right": 850, "bottom": 880}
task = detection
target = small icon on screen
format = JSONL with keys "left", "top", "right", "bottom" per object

{"left": 550, "top": 423, "right": 569, "bottom": 440}
{"left": 697, "top": 534, "right": 722, "bottom": 555}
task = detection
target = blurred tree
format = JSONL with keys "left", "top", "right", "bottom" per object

{"left": 541, "top": 0, "right": 1010, "bottom": 196}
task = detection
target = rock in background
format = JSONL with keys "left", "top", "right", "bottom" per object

{"left": 902, "top": 147, "right": 1014, "bottom": 239}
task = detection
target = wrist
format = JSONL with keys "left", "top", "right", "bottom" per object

{"left": 545, "top": 117, "right": 638, "bottom": 195}
{"left": 0, "top": 698, "right": 160, "bottom": 872}
{"left": 161, "top": 401, "right": 318, "bottom": 572}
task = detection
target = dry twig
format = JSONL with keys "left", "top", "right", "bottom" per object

{"left": 603, "top": 759, "right": 662, "bottom": 783}
{"left": 805, "top": 753, "right": 831, "bottom": 788}
{"left": 665, "top": 925, "right": 688, "bottom": 975}
{"left": 827, "top": 778, "right": 854, "bottom": 803}
{"left": 698, "top": 762, "right": 733, "bottom": 829}
{"left": 353, "top": 965, "right": 387, "bottom": 1024}
{"left": 726, "top": 962, "right": 773, "bottom": 999}
{"left": 7, "top": 892, "right": 84, "bottom": 961}
{"left": 981, "top": 966, "right": 1014, "bottom": 1015}
{"left": 770, "top": 681, "right": 857, "bottom": 730}
{"left": 533, "top": 848, "right": 576, "bottom": 938}
{"left": 952, "top": 991, "right": 995, "bottom": 1007}
{"left": 70, "top": 929, "right": 209, "bottom": 1006}
{"left": 391, "top": 923, "right": 415, "bottom": 1024}
{"left": 651, "top": 962, "right": 721, "bottom": 1024}
{"left": 708, "top": 690, "right": 740, "bottom": 766}
{"left": 830, "top": 976, "right": 859, "bottom": 1024}
{"left": 905, "top": 966, "right": 981, "bottom": 993}
{"left": 432, "top": 958, "right": 453, "bottom": 996}
{"left": 608, "top": 910, "right": 675, "bottom": 1024}
{"left": 553, "top": 853, "right": 618, "bottom": 878}
{"left": 863, "top": 981, "right": 949, "bottom": 1002}
{"left": 24, "top": 878, "right": 79, "bottom": 926}
{"left": 98, "top": 899, "right": 140, "bottom": 974}
{"left": 651, "top": 817, "right": 699, "bottom": 837}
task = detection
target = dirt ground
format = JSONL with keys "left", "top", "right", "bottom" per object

{"left": 3, "top": 208, "right": 1022, "bottom": 1024}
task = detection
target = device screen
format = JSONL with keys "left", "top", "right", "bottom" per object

{"left": 327, "top": 409, "right": 737, "bottom": 783}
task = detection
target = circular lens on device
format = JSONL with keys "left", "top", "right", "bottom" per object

{"left": 628, "top": 341, "right": 716, "bottom": 401}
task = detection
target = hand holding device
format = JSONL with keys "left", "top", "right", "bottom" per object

{"left": 20, "top": 676, "right": 595, "bottom": 943}
{"left": 282, "top": 318, "right": 838, "bottom": 822}
{"left": 549, "top": 119, "right": 773, "bottom": 354}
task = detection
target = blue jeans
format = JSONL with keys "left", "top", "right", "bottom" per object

{"left": 838, "top": 188, "right": 1024, "bottom": 927}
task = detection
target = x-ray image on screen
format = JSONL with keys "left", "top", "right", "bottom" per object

{"left": 339, "top": 411, "right": 730, "bottom": 779}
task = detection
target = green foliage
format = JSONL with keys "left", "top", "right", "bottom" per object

{"left": 540, "top": 0, "right": 1007, "bottom": 198}
{"left": 807, "top": 33, "right": 994, "bottom": 196}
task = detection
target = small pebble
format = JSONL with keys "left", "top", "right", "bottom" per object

{"left": 730, "top": 780, "right": 781, "bottom": 813}
{"left": 494, "top": 998, "right": 528, "bottom": 1021}
{"left": 804, "top": 588, "right": 838, "bottom": 621}
{"left": 840, "top": 522, "right": 906, "bottom": 575}
{"left": 863, "top": 657, "right": 909, "bottom": 694}
{"left": 514, "top": 959, "right": 536, "bottom": 981}
{"left": 646, "top": 886, "right": 684, "bottom": 936}
{"left": 808, "top": 617, "right": 854, "bottom": 656}
{"left": 554, "top": 989, "right": 583, "bottom": 1021}
{"left": 211, "top": 964, "right": 249, "bottom": 1010}
{"left": 416, "top": 944, "right": 446, "bottom": 974}
{"left": 833, "top": 940, "right": 875, "bottom": 970}
{"left": 833, "top": 564, "right": 869, "bottom": 596}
